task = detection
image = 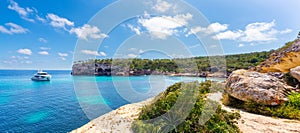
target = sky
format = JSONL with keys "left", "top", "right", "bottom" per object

{"left": 0, "top": 0, "right": 299, "bottom": 70}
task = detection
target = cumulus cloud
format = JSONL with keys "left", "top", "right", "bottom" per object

{"left": 138, "top": 13, "right": 193, "bottom": 39}
{"left": 187, "top": 23, "right": 228, "bottom": 36}
{"left": 213, "top": 30, "right": 243, "bottom": 40}
{"left": 70, "top": 24, "right": 108, "bottom": 40}
{"left": 128, "top": 24, "right": 141, "bottom": 35}
{"left": 38, "top": 51, "right": 49, "bottom": 55}
{"left": 17, "top": 48, "right": 32, "bottom": 55}
{"left": 38, "top": 37, "right": 48, "bottom": 43}
{"left": 81, "top": 50, "right": 107, "bottom": 56}
{"left": 47, "top": 13, "right": 74, "bottom": 29}
{"left": 241, "top": 20, "right": 277, "bottom": 42}
{"left": 8, "top": 0, "right": 35, "bottom": 22}
{"left": 213, "top": 20, "right": 292, "bottom": 43}
{"left": 0, "top": 23, "right": 29, "bottom": 35}
{"left": 152, "top": 0, "right": 172, "bottom": 13}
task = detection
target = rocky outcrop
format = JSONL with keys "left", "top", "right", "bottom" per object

{"left": 290, "top": 66, "right": 300, "bottom": 82}
{"left": 226, "top": 69, "right": 292, "bottom": 105}
{"left": 256, "top": 39, "right": 300, "bottom": 73}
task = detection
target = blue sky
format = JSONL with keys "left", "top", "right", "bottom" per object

{"left": 0, "top": 0, "right": 299, "bottom": 70}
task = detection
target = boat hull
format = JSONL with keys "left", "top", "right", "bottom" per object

{"left": 31, "top": 77, "right": 51, "bottom": 81}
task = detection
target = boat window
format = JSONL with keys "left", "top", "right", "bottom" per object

{"left": 38, "top": 73, "right": 47, "bottom": 75}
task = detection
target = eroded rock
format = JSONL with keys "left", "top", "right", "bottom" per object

{"left": 226, "top": 69, "right": 292, "bottom": 105}
{"left": 290, "top": 66, "right": 300, "bottom": 82}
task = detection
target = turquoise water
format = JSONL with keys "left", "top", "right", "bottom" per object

{"left": 0, "top": 70, "right": 220, "bottom": 132}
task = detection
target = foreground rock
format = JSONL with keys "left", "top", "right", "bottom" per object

{"left": 226, "top": 69, "right": 292, "bottom": 105}
{"left": 290, "top": 66, "right": 300, "bottom": 82}
{"left": 71, "top": 98, "right": 154, "bottom": 133}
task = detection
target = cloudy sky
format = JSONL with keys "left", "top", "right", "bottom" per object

{"left": 0, "top": 0, "right": 299, "bottom": 70}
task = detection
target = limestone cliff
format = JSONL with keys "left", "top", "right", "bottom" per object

{"left": 256, "top": 39, "right": 300, "bottom": 73}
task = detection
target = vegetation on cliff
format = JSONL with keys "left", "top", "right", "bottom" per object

{"left": 74, "top": 51, "right": 271, "bottom": 75}
{"left": 132, "top": 81, "right": 241, "bottom": 133}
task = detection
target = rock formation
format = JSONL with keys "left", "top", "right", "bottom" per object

{"left": 290, "top": 66, "right": 300, "bottom": 82}
{"left": 226, "top": 69, "right": 291, "bottom": 105}
{"left": 256, "top": 39, "right": 300, "bottom": 73}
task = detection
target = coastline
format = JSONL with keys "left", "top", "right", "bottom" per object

{"left": 70, "top": 97, "right": 156, "bottom": 133}
{"left": 71, "top": 94, "right": 300, "bottom": 133}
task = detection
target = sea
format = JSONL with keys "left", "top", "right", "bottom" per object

{"left": 0, "top": 70, "right": 222, "bottom": 132}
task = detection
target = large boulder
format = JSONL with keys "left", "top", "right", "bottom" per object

{"left": 226, "top": 69, "right": 292, "bottom": 106}
{"left": 290, "top": 66, "right": 300, "bottom": 82}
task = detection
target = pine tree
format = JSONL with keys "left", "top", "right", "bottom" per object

{"left": 298, "top": 31, "right": 300, "bottom": 39}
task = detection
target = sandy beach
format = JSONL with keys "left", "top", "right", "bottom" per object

{"left": 72, "top": 96, "right": 300, "bottom": 133}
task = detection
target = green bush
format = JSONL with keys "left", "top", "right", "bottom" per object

{"left": 132, "top": 81, "right": 241, "bottom": 133}
{"left": 222, "top": 93, "right": 300, "bottom": 120}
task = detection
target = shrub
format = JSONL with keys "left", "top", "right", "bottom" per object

{"left": 132, "top": 81, "right": 241, "bottom": 133}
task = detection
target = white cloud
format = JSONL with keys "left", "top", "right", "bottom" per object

{"left": 206, "top": 23, "right": 228, "bottom": 34}
{"left": 152, "top": 0, "right": 172, "bottom": 13}
{"left": 138, "top": 13, "right": 193, "bottom": 39}
{"left": 58, "top": 52, "right": 68, "bottom": 61}
{"left": 8, "top": 0, "right": 35, "bottom": 22}
{"left": 128, "top": 24, "right": 141, "bottom": 35}
{"left": 214, "top": 30, "right": 243, "bottom": 40}
{"left": 0, "top": 23, "right": 29, "bottom": 35}
{"left": 58, "top": 52, "right": 68, "bottom": 57}
{"left": 36, "top": 15, "right": 46, "bottom": 23}
{"left": 47, "top": 13, "right": 74, "bottom": 29}
{"left": 241, "top": 20, "right": 277, "bottom": 42}
{"left": 40, "top": 47, "right": 51, "bottom": 50}
{"left": 187, "top": 23, "right": 228, "bottom": 36}
{"left": 38, "top": 38, "right": 48, "bottom": 43}
{"left": 17, "top": 48, "right": 32, "bottom": 55}
{"left": 99, "top": 52, "right": 107, "bottom": 56}
{"left": 213, "top": 20, "right": 292, "bottom": 43}
{"left": 128, "top": 53, "right": 137, "bottom": 58}
{"left": 70, "top": 24, "right": 108, "bottom": 40}
{"left": 81, "top": 50, "right": 107, "bottom": 56}
{"left": 38, "top": 51, "right": 49, "bottom": 55}
{"left": 280, "top": 29, "right": 292, "bottom": 34}
{"left": 238, "top": 43, "right": 245, "bottom": 47}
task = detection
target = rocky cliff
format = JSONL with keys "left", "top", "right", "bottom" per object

{"left": 256, "top": 39, "right": 300, "bottom": 73}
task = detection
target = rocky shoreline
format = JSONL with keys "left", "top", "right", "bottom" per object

{"left": 70, "top": 98, "right": 155, "bottom": 133}
{"left": 71, "top": 94, "right": 300, "bottom": 133}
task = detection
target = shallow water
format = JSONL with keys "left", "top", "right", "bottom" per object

{"left": 0, "top": 70, "right": 221, "bottom": 132}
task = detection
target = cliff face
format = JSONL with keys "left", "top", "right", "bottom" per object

{"left": 256, "top": 39, "right": 300, "bottom": 73}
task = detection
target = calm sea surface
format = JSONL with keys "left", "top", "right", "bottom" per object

{"left": 0, "top": 70, "right": 222, "bottom": 132}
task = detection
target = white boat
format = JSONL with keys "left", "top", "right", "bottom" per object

{"left": 31, "top": 70, "right": 51, "bottom": 81}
